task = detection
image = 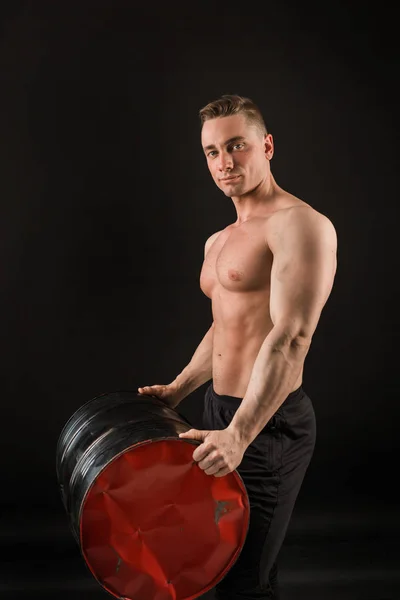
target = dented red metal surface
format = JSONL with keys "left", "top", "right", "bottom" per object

{"left": 80, "top": 438, "right": 249, "bottom": 600}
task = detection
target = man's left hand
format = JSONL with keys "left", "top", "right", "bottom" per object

{"left": 178, "top": 428, "right": 247, "bottom": 477}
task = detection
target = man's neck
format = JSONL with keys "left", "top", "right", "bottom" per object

{"left": 231, "top": 174, "right": 281, "bottom": 224}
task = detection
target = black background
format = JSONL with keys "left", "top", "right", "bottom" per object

{"left": 1, "top": 2, "right": 399, "bottom": 598}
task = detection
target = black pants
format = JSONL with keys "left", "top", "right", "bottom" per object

{"left": 202, "top": 383, "right": 316, "bottom": 600}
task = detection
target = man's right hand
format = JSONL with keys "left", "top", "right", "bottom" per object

{"left": 137, "top": 382, "right": 185, "bottom": 409}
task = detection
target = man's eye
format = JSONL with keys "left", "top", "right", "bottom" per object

{"left": 208, "top": 151, "right": 217, "bottom": 157}
{"left": 233, "top": 143, "right": 244, "bottom": 150}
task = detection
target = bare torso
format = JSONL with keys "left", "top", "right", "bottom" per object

{"left": 200, "top": 193, "right": 309, "bottom": 397}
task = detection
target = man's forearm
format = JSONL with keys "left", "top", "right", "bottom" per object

{"left": 228, "top": 326, "right": 311, "bottom": 446}
{"left": 174, "top": 323, "right": 214, "bottom": 397}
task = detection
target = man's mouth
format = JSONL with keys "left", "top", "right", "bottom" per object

{"left": 220, "top": 175, "right": 240, "bottom": 182}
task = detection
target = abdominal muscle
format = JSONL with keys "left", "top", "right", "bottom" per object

{"left": 211, "top": 287, "right": 274, "bottom": 397}
{"left": 210, "top": 287, "right": 303, "bottom": 398}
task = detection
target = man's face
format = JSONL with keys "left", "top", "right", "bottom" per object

{"left": 201, "top": 114, "right": 273, "bottom": 197}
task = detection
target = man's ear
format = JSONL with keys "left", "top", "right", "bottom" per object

{"left": 265, "top": 133, "right": 274, "bottom": 160}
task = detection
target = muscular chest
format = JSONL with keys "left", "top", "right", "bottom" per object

{"left": 200, "top": 225, "right": 272, "bottom": 297}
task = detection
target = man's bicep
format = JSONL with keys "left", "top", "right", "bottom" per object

{"left": 269, "top": 210, "right": 337, "bottom": 340}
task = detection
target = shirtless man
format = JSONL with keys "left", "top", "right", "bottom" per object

{"left": 138, "top": 95, "right": 337, "bottom": 599}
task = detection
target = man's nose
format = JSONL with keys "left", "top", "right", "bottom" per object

{"left": 217, "top": 151, "right": 233, "bottom": 171}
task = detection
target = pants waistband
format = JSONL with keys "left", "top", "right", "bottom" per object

{"left": 208, "top": 383, "right": 305, "bottom": 408}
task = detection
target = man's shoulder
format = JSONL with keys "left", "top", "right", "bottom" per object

{"left": 205, "top": 229, "right": 225, "bottom": 247}
{"left": 269, "top": 203, "right": 336, "bottom": 234}
{"left": 266, "top": 204, "right": 337, "bottom": 254}
{"left": 204, "top": 228, "right": 225, "bottom": 256}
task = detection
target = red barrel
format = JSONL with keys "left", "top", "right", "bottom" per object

{"left": 56, "top": 390, "right": 250, "bottom": 600}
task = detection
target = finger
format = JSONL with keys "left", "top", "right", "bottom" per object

{"left": 179, "top": 429, "right": 201, "bottom": 439}
{"left": 192, "top": 443, "right": 213, "bottom": 462}
{"left": 203, "top": 458, "right": 224, "bottom": 476}
{"left": 138, "top": 386, "right": 162, "bottom": 394}
{"left": 213, "top": 467, "right": 231, "bottom": 478}
{"left": 198, "top": 451, "right": 221, "bottom": 471}
{"left": 178, "top": 430, "right": 192, "bottom": 437}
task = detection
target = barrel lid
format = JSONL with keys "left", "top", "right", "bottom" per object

{"left": 80, "top": 437, "right": 249, "bottom": 600}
